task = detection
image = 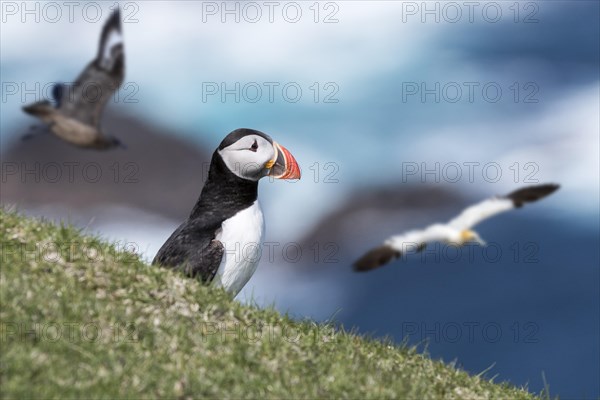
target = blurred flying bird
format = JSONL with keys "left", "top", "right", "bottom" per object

{"left": 22, "top": 8, "right": 125, "bottom": 149}
{"left": 153, "top": 128, "right": 301, "bottom": 296}
{"left": 354, "top": 184, "right": 560, "bottom": 272}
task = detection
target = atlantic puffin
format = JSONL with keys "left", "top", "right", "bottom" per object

{"left": 22, "top": 8, "right": 125, "bottom": 149}
{"left": 354, "top": 184, "right": 560, "bottom": 271}
{"left": 153, "top": 128, "right": 301, "bottom": 296}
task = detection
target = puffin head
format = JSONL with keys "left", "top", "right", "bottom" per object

{"left": 217, "top": 128, "right": 301, "bottom": 181}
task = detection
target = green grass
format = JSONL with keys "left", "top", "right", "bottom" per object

{"left": 0, "top": 208, "right": 541, "bottom": 399}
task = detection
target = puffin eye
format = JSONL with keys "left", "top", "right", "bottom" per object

{"left": 250, "top": 140, "right": 258, "bottom": 152}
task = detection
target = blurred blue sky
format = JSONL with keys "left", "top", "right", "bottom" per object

{"left": 2, "top": 1, "right": 599, "bottom": 234}
{"left": 1, "top": 1, "right": 599, "bottom": 397}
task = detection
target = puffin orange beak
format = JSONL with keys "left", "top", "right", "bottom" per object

{"left": 267, "top": 141, "right": 301, "bottom": 180}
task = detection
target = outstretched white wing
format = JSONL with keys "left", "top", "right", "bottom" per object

{"left": 448, "top": 184, "right": 560, "bottom": 230}
{"left": 447, "top": 197, "right": 513, "bottom": 230}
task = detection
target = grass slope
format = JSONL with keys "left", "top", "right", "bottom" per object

{"left": 0, "top": 209, "right": 539, "bottom": 399}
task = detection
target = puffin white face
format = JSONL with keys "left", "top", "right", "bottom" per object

{"left": 220, "top": 133, "right": 301, "bottom": 182}
{"left": 218, "top": 134, "right": 274, "bottom": 181}
{"left": 217, "top": 129, "right": 301, "bottom": 181}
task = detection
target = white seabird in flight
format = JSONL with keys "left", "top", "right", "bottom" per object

{"left": 354, "top": 184, "right": 560, "bottom": 272}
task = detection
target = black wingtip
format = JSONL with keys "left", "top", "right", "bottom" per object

{"left": 505, "top": 184, "right": 560, "bottom": 208}
{"left": 96, "top": 7, "right": 122, "bottom": 62}
{"left": 106, "top": 7, "right": 121, "bottom": 31}
{"left": 353, "top": 246, "right": 400, "bottom": 272}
